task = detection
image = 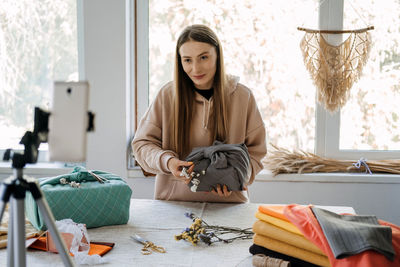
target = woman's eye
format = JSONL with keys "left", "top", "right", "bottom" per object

{"left": 183, "top": 58, "right": 191, "bottom": 63}
{"left": 200, "top": 56, "right": 208, "bottom": 60}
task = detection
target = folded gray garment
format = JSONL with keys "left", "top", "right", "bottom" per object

{"left": 185, "top": 141, "right": 250, "bottom": 192}
{"left": 311, "top": 207, "right": 395, "bottom": 261}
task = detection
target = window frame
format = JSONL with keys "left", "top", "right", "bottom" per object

{"left": 134, "top": 0, "right": 400, "bottom": 162}
{"left": 128, "top": 0, "right": 149, "bottom": 168}
{"left": 135, "top": 0, "right": 150, "bottom": 127}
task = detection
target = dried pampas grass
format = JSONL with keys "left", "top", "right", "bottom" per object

{"left": 264, "top": 145, "right": 400, "bottom": 176}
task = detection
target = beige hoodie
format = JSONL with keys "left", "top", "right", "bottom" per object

{"left": 132, "top": 75, "right": 267, "bottom": 203}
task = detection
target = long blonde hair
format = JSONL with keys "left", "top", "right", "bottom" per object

{"left": 172, "top": 24, "right": 228, "bottom": 157}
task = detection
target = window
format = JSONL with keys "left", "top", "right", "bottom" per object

{"left": 138, "top": 0, "right": 400, "bottom": 160}
{"left": 0, "top": 0, "right": 79, "bottom": 160}
{"left": 339, "top": 0, "right": 400, "bottom": 151}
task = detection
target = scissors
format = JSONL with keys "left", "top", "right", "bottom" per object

{"left": 130, "top": 234, "right": 166, "bottom": 255}
{"left": 88, "top": 170, "right": 108, "bottom": 183}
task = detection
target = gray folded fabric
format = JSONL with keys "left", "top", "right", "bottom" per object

{"left": 311, "top": 207, "right": 395, "bottom": 261}
{"left": 185, "top": 141, "right": 250, "bottom": 192}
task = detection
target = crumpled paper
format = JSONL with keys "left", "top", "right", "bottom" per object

{"left": 55, "top": 219, "right": 108, "bottom": 265}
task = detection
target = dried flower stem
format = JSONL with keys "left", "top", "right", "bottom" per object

{"left": 264, "top": 144, "right": 400, "bottom": 176}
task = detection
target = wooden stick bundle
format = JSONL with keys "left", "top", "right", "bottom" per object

{"left": 264, "top": 145, "right": 400, "bottom": 176}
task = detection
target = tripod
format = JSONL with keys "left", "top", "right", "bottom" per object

{"left": 0, "top": 154, "right": 75, "bottom": 267}
{"left": 0, "top": 115, "right": 75, "bottom": 267}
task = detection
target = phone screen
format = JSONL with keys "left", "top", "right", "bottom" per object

{"left": 48, "top": 81, "right": 89, "bottom": 162}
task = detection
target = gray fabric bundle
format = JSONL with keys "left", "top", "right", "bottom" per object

{"left": 311, "top": 207, "right": 395, "bottom": 261}
{"left": 185, "top": 141, "right": 250, "bottom": 192}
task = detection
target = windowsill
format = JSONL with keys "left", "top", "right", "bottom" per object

{"left": 0, "top": 162, "right": 73, "bottom": 177}
{"left": 127, "top": 167, "right": 400, "bottom": 184}
{"left": 255, "top": 170, "right": 400, "bottom": 184}
{"left": 1, "top": 163, "right": 399, "bottom": 184}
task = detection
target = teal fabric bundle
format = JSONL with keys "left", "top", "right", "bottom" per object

{"left": 25, "top": 167, "right": 132, "bottom": 231}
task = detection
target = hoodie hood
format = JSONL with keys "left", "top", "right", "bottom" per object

{"left": 194, "top": 74, "right": 240, "bottom": 129}
{"left": 225, "top": 74, "right": 240, "bottom": 95}
{"left": 194, "top": 74, "right": 240, "bottom": 102}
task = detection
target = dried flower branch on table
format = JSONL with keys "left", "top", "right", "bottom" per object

{"left": 174, "top": 212, "right": 253, "bottom": 246}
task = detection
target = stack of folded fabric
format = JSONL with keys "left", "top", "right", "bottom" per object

{"left": 285, "top": 204, "right": 400, "bottom": 267}
{"left": 251, "top": 204, "right": 400, "bottom": 267}
{"left": 0, "top": 204, "right": 41, "bottom": 249}
{"left": 251, "top": 205, "right": 330, "bottom": 267}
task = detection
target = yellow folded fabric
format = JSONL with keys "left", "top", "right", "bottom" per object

{"left": 0, "top": 204, "right": 40, "bottom": 249}
{"left": 253, "top": 219, "right": 325, "bottom": 256}
{"left": 0, "top": 235, "right": 7, "bottom": 249}
{"left": 255, "top": 211, "right": 303, "bottom": 236}
{"left": 254, "top": 233, "right": 331, "bottom": 267}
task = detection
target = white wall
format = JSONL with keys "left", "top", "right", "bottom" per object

{"left": 82, "top": 0, "right": 128, "bottom": 178}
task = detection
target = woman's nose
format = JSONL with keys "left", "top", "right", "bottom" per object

{"left": 192, "top": 61, "right": 200, "bottom": 73}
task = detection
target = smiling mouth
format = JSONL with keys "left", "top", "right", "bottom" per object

{"left": 193, "top": 74, "right": 205, "bottom": 79}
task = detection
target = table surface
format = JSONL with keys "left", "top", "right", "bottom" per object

{"left": 0, "top": 199, "right": 355, "bottom": 267}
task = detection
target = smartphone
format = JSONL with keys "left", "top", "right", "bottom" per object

{"left": 48, "top": 81, "right": 89, "bottom": 162}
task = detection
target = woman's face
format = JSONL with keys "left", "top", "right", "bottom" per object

{"left": 179, "top": 40, "right": 217, "bottom": 90}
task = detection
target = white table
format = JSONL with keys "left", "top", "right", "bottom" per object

{"left": 0, "top": 199, "right": 355, "bottom": 267}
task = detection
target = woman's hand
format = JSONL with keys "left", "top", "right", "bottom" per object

{"left": 211, "top": 184, "right": 232, "bottom": 197}
{"left": 167, "top": 157, "right": 194, "bottom": 184}
{"left": 211, "top": 183, "right": 248, "bottom": 197}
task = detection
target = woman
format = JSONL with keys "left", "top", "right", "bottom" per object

{"left": 132, "top": 24, "right": 266, "bottom": 202}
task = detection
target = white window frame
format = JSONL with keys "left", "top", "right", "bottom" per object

{"left": 134, "top": 0, "right": 400, "bottom": 162}
{"left": 135, "top": 0, "right": 150, "bottom": 127}
{"left": 127, "top": 0, "right": 149, "bottom": 168}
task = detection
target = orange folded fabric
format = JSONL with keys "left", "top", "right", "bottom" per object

{"left": 258, "top": 205, "right": 291, "bottom": 222}
{"left": 28, "top": 234, "right": 114, "bottom": 256}
{"left": 87, "top": 242, "right": 114, "bottom": 256}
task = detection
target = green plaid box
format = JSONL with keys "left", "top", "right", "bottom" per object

{"left": 25, "top": 167, "right": 132, "bottom": 231}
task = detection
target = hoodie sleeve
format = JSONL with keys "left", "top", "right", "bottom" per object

{"left": 245, "top": 91, "right": 267, "bottom": 184}
{"left": 131, "top": 85, "right": 179, "bottom": 175}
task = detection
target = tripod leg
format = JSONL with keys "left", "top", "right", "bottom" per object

{"left": 36, "top": 198, "right": 75, "bottom": 267}
{"left": 0, "top": 181, "right": 12, "bottom": 226}
{"left": 7, "top": 198, "right": 15, "bottom": 267}
{"left": 0, "top": 201, "right": 6, "bottom": 225}
{"left": 26, "top": 178, "right": 75, "bottom": 267}
{"left": 12, "top": 197, "right": 26, "bottom": 267}
{"left": 0, "top": 182, "right": 13, "bottom": 266}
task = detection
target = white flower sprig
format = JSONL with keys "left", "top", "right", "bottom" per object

{"left": 59, "top": 178, "right": 81, "bottom": 188}
{"left": 69, "top": 181, "right": 81, "bottom": 188}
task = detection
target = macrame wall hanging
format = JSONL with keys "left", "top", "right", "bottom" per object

{"left": 297, "top": 26, "right": 374, "bottom": 112}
